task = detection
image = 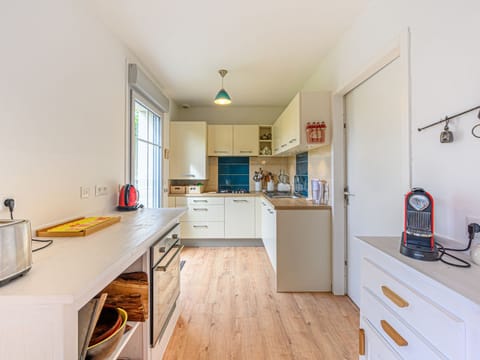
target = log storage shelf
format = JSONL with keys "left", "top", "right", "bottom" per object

{"left": 36, "top": 216, "right": 121, "bottom": 237}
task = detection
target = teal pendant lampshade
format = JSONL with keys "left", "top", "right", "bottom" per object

{"left": 214, "top": 69, "right": 232, "bottom": 105}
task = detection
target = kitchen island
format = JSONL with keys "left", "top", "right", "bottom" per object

{"left": 0, "top": 208, "right": 185, "bottom": 360}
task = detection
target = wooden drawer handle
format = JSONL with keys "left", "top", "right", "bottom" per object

{"left": 381, "top": 286, "right": 409, "bottom": 308}
{"left": 359, "top": 328, "right": 365, "bottom": 355}
{"left": 380, "top": 320, "right": 408, "bottom": 347}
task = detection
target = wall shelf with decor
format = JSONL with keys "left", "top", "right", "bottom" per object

{"left": 259, "top": 125, "right": 273, "bottom": 156}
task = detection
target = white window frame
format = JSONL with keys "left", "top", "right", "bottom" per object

{"left": 130, "top": 90, "right": 164, "bottom": 208}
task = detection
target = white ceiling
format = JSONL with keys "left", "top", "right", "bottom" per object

{"left": 86, "top": 0, "right": 368, "bottom": 107}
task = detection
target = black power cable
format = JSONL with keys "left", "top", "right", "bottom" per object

{"left": 32, "top": 239, "right": 53, "bottom": 252}
{"left": 436, "top": 223, "right": 480, "bottom": 268}
{"left": 4, "top": 199, "right": 54, "bottom": 253}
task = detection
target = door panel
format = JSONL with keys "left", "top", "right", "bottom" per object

{"left": 345, "top": 58, "right": 405, "bottom": 306}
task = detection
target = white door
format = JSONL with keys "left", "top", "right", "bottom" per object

{"left": 345, "top": 58, "right": 407, "bottom": 305}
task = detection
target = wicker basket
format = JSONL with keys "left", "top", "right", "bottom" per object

{"left": 102, "top": 272, "right": 148, "bottom": 322}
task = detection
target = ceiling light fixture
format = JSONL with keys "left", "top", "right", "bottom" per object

{"left": 214, "top": 69, "right": 232, "bottom": 105}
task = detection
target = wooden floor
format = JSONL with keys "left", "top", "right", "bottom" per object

{"left": 163, "top": 247, "right": 359, "bottom": 360}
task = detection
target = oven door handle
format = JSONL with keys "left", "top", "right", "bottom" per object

{"left": 155, "top": 245, "right": 184, "bottom": 272}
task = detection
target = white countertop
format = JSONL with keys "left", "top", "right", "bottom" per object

{"left": 0, "top": 208, "right": 185, "bottom": 310}
{"left": 358, "top": 236, "right": 480, "bottom": 306}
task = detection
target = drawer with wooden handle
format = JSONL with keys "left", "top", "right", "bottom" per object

{"left": 361, "top": 318, "right": 402, "bottom": 360}
{"left": 180, "top": 222, "right": 224, "bottom": 238}
{"left": 362, "top": 288, "right": 445, "bottom": 359}
{"left": 362, "top": 258, "right": 465, "bottom": 359}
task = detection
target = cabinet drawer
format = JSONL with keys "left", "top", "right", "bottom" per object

{"left": 362, "top": 258, "right": 465, "bottom": 359}
{"left": 180, "top": 222, "right": 224, "bottom": 238}
{"left": 181, "top": 205, "right": 224, "bottom": 222}
{"left": 187, "top": 197, "right": 224, "bottom": 205}
{"left": 362, "top": 288, "right": 444, "bottom": 359}
{"left": 363, "top": 317, "right": 402, "bottom": 360}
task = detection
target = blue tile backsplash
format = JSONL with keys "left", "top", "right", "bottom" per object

{"left": 218, "top": 157, "right": 250, "bottom": 192}
{"left": 295, "top": 152, "right": 308, "bottom": 197}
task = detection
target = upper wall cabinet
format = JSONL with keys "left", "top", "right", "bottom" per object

{"left": 233, "top": 125, "right": 259, "bottom": 156}
{"left": 272, "top": 91, "right": 331, "bottom": 156}
{"left": 208, "top": 125, "right": 259, "bottom": 156}
{"left": 208, "top": 125, "right": 233, "bottom": 156}
{"left": 170, "top": 121, "right": 208, "bottom": 179}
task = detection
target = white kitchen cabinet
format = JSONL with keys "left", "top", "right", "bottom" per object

{"left": 358, "top": 236, "right": 480, "bottom": 359}
{"left": 261, "top": 199, "right": 331, "bottom": 292}
{"left": 261, "top": 199, "right": 277, "bottom": 271}
{"left": 207, "top": 124, "right": 259, "bottom": 156}
{"left": 225, "top": 197, "right": 255, "bottom": 238}
{"left": 233, "top": 125, "right": 259, "bottom": 156}
{"left": 255, "top": 196, "right": 263, "bottom": 237}
{"left": 207, "top": 124, "right": 233, "bottom": 156}
{"left": 169, "top": 121, "right": 207, "bottom": 179}
{"left": 272, "top": 91, "right": 330, "bottom": 156}
{"left": 175, "top": 196, "right": 225, "bottom": 238}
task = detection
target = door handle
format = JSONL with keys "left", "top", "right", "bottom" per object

{"left": 214, "top": 150, "right": 229, "bottom": 154}
{"left": 192, "top": 208, "right": 208, "bottom": 211}
{"left": 344, "top": 190, "right": 355, "bottom": 205}
{"left": 239, "top": 150, "right": 252, "bottom": 154}
{"left": 233, "top": 199, "right": 248, "bottom": 203}
{"left": 155, "top": 245, "right": 184, "bottom": 271}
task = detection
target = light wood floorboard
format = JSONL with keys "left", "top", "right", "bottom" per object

{"left": 163, "top": 247, "right": 359, "bottom": 360}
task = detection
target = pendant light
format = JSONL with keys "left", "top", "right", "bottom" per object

{"left": 214, "top": 69, "right": 232, "bottom": 105}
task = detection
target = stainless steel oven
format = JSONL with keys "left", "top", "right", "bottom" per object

{"left": 150, "top": 223, "right": 183, "bottom": 346}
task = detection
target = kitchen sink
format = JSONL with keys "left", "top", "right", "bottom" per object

{"left": 265, "top": 192, "right": 300, "bottom": 199}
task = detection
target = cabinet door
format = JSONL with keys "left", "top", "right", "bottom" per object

{"left": 233, "top": 125, "right": 259, "bottom": 156}
{"left": 225, "top": 198, "right": 255, "bottom": 238}
{"left": 261, "top": 201, "right": 276, "bottom": 271}
{"left": 170, "top": 122, "right": 207, "bottom": 179}
{"left": 255, "top": 197, "right": 262, "bottom": 238}
{"left": 208, "top": 125, "right": 233, "bottom": 156}
{"left": 283, "top": 93, "right": 300, "bottom": 150}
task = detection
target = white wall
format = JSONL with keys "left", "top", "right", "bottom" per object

{"left": 303, "top": 0, "right": 480, "bottom": 244}
{"left": 0, "top": 0, "right": 157, "bottom": 229}
{"left": 172, "top": 106, "right": 283, "bottom": 124}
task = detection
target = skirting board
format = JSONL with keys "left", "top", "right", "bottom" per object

{"left": 182, "top": 238, "right": 263, "bottom": 247}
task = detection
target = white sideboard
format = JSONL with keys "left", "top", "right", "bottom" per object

{"left": 358, "top": 236, "right": 480, "bottom": 359}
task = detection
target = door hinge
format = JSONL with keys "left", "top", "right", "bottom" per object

{"left": 343, "top": 123, "right": 347, "bottom": 129}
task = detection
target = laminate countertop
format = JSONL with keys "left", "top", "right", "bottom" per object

{"left": 358, "top": 236, "right": 480, "bottom": 306}
{"left": 0, "top": 208, "right": 185, "bottom": 310}
{"left": 170, "top": 192, "right": 331, "bottom": 211}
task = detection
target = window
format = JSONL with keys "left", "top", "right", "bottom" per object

{"left": 131, "top": 96, "right": 162, "bottom": 208}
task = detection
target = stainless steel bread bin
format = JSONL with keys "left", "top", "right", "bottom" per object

{"left": 0, "top": 219, "right": 32, "bottom": 286}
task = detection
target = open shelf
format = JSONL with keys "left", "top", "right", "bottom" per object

{"left": 106, "top": 321, "right": 141, "bottom": 360}
{"left": 259, "top": 125, "right": 273, "bottom": 156}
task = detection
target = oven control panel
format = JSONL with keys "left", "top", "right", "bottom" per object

{"left": 150, "top": 223, "right": 180, "bottom": 267}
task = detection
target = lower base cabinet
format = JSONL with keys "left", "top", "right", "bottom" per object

{"left": 168, "top": 196, "right": 258, "bottom": 240}
{"left": 261, "top": 199, "right": 331, "bottom": 292}
{"left": 261, "top": 199, "right": 277, "bottom": 270}
{"left": 358, "top": 237, "right": 478, "bottom": 359}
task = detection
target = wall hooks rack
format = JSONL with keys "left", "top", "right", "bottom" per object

{"left": 418, "top": 104, "right": 480, "bottom": 133}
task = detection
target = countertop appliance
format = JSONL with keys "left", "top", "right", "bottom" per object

{"left": 117, "top": 184, "right": 142, "bottom": 211}
{"left": 0, "top": 219, "right": 32, "bottom": 286}
{"left": 400, "top": 188, "right": 439, "bottom": 261}
{"left": 150, "top": 223, "right": 183, "bottom": 346}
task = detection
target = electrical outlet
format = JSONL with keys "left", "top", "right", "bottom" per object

{"left": 80, "top": 186, "right": 90, "bottom": 199}
{"left": 466, "top": 216, "right": 480, "bottom": 240}
{"left": 0, "top": 194, "right": 15, "bottom": 208}
{"left": 95, "top": 185, "right": 108, "bottom": 197}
